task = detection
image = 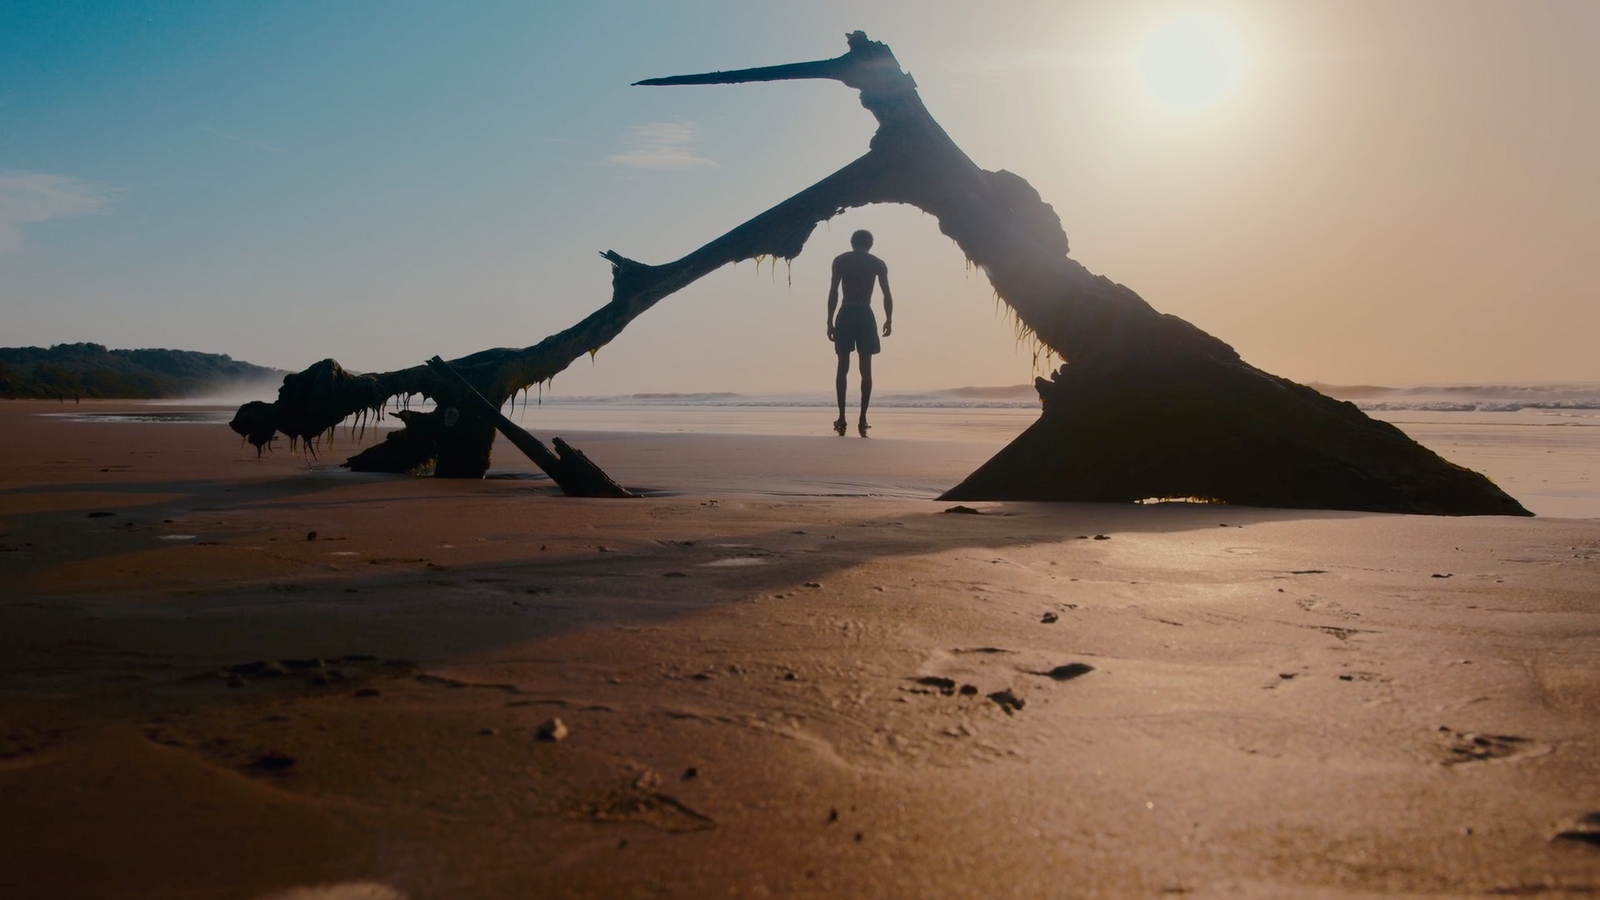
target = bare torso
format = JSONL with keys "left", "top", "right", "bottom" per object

{"left": 833, "top": 251, "right": 887, "bottom": 307}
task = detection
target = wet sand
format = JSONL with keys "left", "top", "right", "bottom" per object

{"left": 1, "top": 400, "right": 1597, "bottom": 899}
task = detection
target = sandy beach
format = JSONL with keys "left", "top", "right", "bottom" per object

{"left": 2, "top": 399, "right": 1598, "bottom": 899}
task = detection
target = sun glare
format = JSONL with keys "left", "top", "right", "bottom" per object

{"left": 1137, "top": 17, "right": 1245, "bottom": 109}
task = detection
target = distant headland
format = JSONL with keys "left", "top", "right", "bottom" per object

{"left": 0, "top": 343, "right": 285, "bottom": 400}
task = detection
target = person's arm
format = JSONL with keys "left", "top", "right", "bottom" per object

{"left": 826, "top": 259, "right": 842, "bottom": 341}
{"left": 879, "top": 264, "right": 893, "bottom": 337}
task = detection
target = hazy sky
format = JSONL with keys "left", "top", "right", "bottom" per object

{"left": 3, "top": 0, "right": 1596, "bottom": 394}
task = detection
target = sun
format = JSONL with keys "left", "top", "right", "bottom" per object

{"left": 1137, "top": 17, "right": 1245, "bottom": 109}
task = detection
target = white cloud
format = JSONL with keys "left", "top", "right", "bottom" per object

{"left": 608, "top": 121, "right": 716, "bottom": 170}
{"left": 0, "top": 171, "right": 118, "bottom": 253}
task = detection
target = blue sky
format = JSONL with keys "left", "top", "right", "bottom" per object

{"left": 4, "top": 1, "right": 1597, "bottom": 392}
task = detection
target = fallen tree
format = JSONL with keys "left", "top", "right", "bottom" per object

{"left": 423, "top": 356, "right": 634, "bottom": 498}
{"left": 230, "top": 31, "right": 1528, "bottom": 515}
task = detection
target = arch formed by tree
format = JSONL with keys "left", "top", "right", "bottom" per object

{"left": 230, "top": 32, "right": 1526, "bottom": 515}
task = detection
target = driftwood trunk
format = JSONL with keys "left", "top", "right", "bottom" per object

{"left": 229, "top": 31, "right": 1528, "bottom": 516}
{"left": 423, "top": 356, "right": 634, "bottom": 497}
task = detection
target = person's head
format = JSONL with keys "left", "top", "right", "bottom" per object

{"left": 850, "top": 229, "right": 874, "bottom": 251}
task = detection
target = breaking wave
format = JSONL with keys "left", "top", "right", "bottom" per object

{"left": 531, "top": 382, "right": 1600, "bottom": 414}
{"left": 1310, "top": 382, "right": 1600, "bottom": 413}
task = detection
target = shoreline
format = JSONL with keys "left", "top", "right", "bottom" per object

{"left": 7, "top": 398, "right": 1596, "bottom": 517}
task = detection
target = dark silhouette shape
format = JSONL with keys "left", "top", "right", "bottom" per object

{"left": 827, "top": 229, "right": 893, "bottom": 436}
{"left": 423, "top": 356, "right": 633, "bottom": 498}
{"left": 1040, "top": 663, "right": 1094, "bottom": 681}
{"left": 227, "top": 32, "right": 1528, "bottom": 516}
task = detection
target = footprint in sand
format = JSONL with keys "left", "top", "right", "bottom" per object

{"left": 1034, "top": 663, "right": 1094, "bottom": 682}
{"left": 907, "top": 676, "right": 982, "bottom": 698}
{"left": 909, "top": 676, "right": 957, "bottom": 695}
{"left": 988, "top": 689, "right": 1025, "bottom": 715}
{"left": 1555, "top": 812, "right": 1600, "bottom": 847}
{"left": 565, "top": 778, "right": 716, "bottom": 833}
{"left": 1434, "top": 726, "right": 1550, "bottom": 765}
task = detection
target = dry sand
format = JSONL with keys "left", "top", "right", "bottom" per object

{"left": 1, "top": 399, "right": 1597, "bottom": 899}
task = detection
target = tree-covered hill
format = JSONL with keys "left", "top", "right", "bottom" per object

{"left": 0, "top": 343, "right": 286, "bottom": 399}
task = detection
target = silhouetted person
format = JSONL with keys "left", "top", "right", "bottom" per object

{"left": 826, "top": 229, "right": 893, "bottom": 436}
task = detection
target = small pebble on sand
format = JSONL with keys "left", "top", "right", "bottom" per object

{"left": 536, "top": 718, "right": 569, "bottom": 741}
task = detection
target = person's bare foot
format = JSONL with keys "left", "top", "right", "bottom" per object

{"left": 833, "top": 417, "right": 848, "bottom": 436}
{"left": 858, "top": 419, "right": 871, "bottom": 438}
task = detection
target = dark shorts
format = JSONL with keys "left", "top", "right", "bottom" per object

{"left": 833, "top": 305, "right": 880, "bottom": 355}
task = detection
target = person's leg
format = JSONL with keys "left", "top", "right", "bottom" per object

{"left": 834, "top": 350, "right": 851, "bottom": 435}
{"left": 857, "top": 352, "right": 873, "bottom": 436}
